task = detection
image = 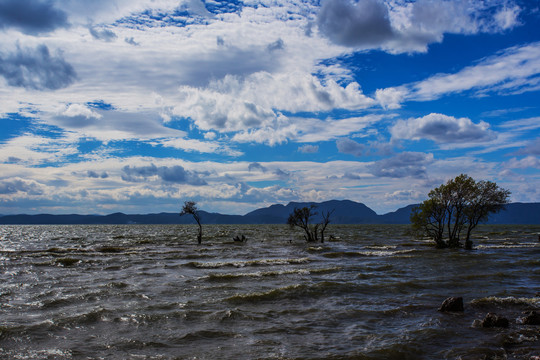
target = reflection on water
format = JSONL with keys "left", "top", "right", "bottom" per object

{"left": 1, "top": 224, "right": 539, "bottom": 359}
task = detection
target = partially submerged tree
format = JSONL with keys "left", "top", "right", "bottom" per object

{"left": 287, "top": 205, "right": 334, "bottom": 243}
{"left": 180, "top": 201, "right": 202, "bottom": 244}
{"left": 411, "top": 174, "right": 510, "bottom": 249}
{"left": 319, "top": 209, "right": 335, "bottom": 243}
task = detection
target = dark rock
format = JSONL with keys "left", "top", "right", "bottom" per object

{"left": 233, "top": 235, "right": 247, "bottom": 242}
{"left": 481, "top": 312, "right": 509, "bottom": 328}
{"left": 522, "top": 310, "right": 540, "bottom": 325}
{"left": 439, "top": 297, "right": 464, "bottom": 312}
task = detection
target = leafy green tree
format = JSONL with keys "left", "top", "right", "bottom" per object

{"left": 411, "top": 174, "right": 510, "bottom": 249}
{"left": 180, "top": 201, "right": 202, "bottom": 244}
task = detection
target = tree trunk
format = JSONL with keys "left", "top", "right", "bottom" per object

{"left": 197, "top": 222, "right": 202, "bottom": 244}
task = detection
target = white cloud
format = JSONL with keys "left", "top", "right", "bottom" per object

{"left": 296, "top": 115, "right": 384, "bottom": 143}
{"left": 516, "top": 138, "right": 540, "bottom": 156}
{"left": 375, "top": 41, "right": 540, "bottom": 107}
{"left": 232, "top": 124, "right": 298, "bottom": 146}
{"left": 0, "top": 44, "right": 77, "bottom": 90}
{"left": 493, "top": 5, "right": 521, "bottom": 30}
{"left": 391, "top": 113, "right": 495, "bottom": 144}
{"left": 336, "top": 138, "right": 366, "bottom": 157}
{"left": 375, "top": 87, "right": 406, "bottom": 109}
{"left": 317, "top": 0, "right": 394, "bottom": 47}
{"left": 317, "top": 0, "right": 522, "bottom": 54}
{"left": 0, "top": 154, "right": 535, "bottom": 215}
{"left": 61, "top": 103, "right": 102, "bottom": 119}
{"left": 0, "top": 133, "right": 79, "bottom": 165}
{"left": 159, "top": 137, "right": 243, "bottom": 157}
{"left": 498, "top": 117, "right": 540, "bottom": 132}
{"left": 411, "top": 42, "right": 540, "bottom": 100}
{"left": 368, "top": 152, "right": 434, "bottom": 178}
{"left": 384, "top": 189, "right": 423, "bottom": 201}
{"left": 172, "top": 72, "right": 375, "bottom": 133}
{"left": 504, "top": 156, "right": 540, "bottom": 169}
{"left": 298, "top": 144, "right": 319, "bottom": 154}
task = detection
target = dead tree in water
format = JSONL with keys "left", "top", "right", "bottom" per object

{"left": 320, "top": 209, "right": 334, "bottom": 243}
{"left": 180, "top": 201, "right": 202, "bottom": 244}
{"left": 287, "top": 205, "right": 334, "bottom": 243}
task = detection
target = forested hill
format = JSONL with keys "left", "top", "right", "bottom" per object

{"left": 0, "top": 201, "right": 538, "bottom": 225}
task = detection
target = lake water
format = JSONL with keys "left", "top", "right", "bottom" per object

{"left": 1, "top": 224, "right": 539, "bottom": 359}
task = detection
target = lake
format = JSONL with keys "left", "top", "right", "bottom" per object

{"left": 1, "top": 224, "right": 539, "bottom": 359}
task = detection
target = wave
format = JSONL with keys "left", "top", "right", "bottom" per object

{"left": 323, "top": 249, "right": 416, "bottom": 258}
{"left": 226, "top": 281, "right": 356, "bottom": 304}
{"left": 176, "top": 329, "right": 239, "bottom": 342}
{"left": 471, "top": 296, "right": 540, "bottom": 308}
{"left": 184, "top": 257, "right": 311, "bottom": 269}
{"left": 53, "top": 307, "right": 112, "bottom": 327}
{"left": 476, "top": 243, "right": 540, "bottom": 249}
{"left": 205, "top": 267, "right": 341, "bottom": 282}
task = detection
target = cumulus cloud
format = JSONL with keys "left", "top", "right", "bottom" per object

{"left": 7, "top": 156, "right": 21, "bottom": 163}
{"left": 296, "top": 115, "right": 382, "bottom": 143}
{"left": 87, "top": 170, "right": 109, "bottom": 179}
{"left": 232, "top": 125, "right": 297, "bottom": 146}
{"left": 89, "top": 26, "right": 118, "bottom": 42}
{"left": 336, "top": 138, "right": 366, "bottom": 157}
{"left": 0, "top": 178, "right": 42, "bottom": 195}
{"left": 174, "top": 45, "right": 283, "bottom": 87}
{"left": 317, "top": 0, "right": 522, "bottom": 53}
{"left": 267, "top": 38, "right": 285, "bottom": 52}
{"left": 0, "top": 0, "right": 69, "bottom": 35}
{"left": 124, "top": 37, "right": 140, "bottom": 46}
{"left": 121, "top": 164, "right": 207, "bottom": 185}
{"left": 375, "top": 87, "right": 407, "bottom": 109}
{"left": 0, "top": 44, "right": 77, "bottom": 90}
{"left": 343, "top": 172, "right": 362, "bottom": 180}
{"left": 368, "top": 152, "right": 434, "bottom": 178}
{"left": 273, "top": 168, "right": 291, "bottom": 179}
{"left": 517, "top": 138, "right": 540, "bottom": 156}
{"left": 248, "top": 162, "right": 267, "bottom": 173}
{"left": 52, "top": 110, "right": 186, "bottom": 141}
{"left": 57, "top": 104, "right": 103, "bottom": 129}
{"left": 504, "top": 156, "right": 540, "bottom": 169}
{"left": 159, "top": 138, "right": 242, "bottom": 157}
{"left": 391, "top": 113, "right": 495, "bottom": 144}
{"left": 384, "top": 189, "right": 423, "bottom": 201}
{"left": 173, "top": 72, "right": 374, "bottom": 133}
{"left": 317, "top": 0, "right": 393, "bottom": 47}
{"left": 298, "top": 144, "right": 319, "bottom": 153}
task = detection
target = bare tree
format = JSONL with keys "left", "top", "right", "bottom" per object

{"left": 180, "top": 201, "right": 202, "bottom": 244}
{"left": 287, "top": 205, "right": 334, "bottom": 243}
{"left": 287, "top": 205, "right": 319, "bottom": 242}
{"left": 319, "top": 209, "right": 334, "bottom": 243}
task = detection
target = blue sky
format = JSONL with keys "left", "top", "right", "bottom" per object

{"left": 0, "top": 0, "right": 539, "bottom": 215}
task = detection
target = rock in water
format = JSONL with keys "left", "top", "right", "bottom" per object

{"left": 522, "top": 310, "right": 540, "bottom": 325}
{"left": 439, "top": 297, "right": 464, "bottom": 312}
{"left": 481, "top": 313, "right": 509, "bottom": 328}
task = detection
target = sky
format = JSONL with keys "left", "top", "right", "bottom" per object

{"left": 0, "top": 0, "right": 539, "bottom": 216}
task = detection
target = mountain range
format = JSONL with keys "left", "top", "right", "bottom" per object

{"left": 1, "top": 200, "right": 539, "bottom": 225}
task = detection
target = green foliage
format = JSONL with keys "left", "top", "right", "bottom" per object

{"left": 411, "top": 174, "right": 510, "bottom": 249}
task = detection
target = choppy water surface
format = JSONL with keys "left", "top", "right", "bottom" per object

{"left": 1, "top": 224, "right": 539, "bottom": 359}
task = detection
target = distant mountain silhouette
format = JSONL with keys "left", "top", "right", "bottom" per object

{"left": 0, "top": 200, "right": 538, "bottom": 225}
